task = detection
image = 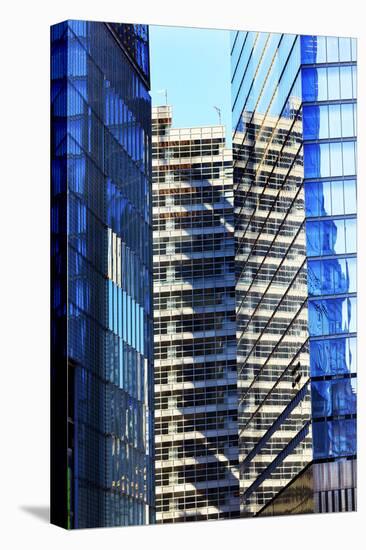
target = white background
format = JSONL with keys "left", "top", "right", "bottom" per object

{"left": 0, "top": 0, "right": 364, "bottom": 548}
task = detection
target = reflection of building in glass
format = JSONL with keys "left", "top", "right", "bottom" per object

{"left": 51, "top": 20, "right": 154, "bottom": 528}
{"left": 152, "top": 106, "right": 240, "bottom": 522}
{"left": 302, "top": 34, "right": 357, "bottom": 512}
{"left": 231, "top": 31, "right": 357, "bottom": 516}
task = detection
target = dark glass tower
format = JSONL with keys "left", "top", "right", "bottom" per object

{"left": 51, "top": 20, "right": 154, "bottom": 529}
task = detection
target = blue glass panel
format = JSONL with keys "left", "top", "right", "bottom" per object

{"left": 127, "top": 294, "right": 131, "bottom": 345}
{"left": 122, "top": 290, "right": 127, "bottom": 341}
{"left": 312, "top": 378, "right": 356, "bottom": 418}
{"left": 331, "top": 179, "right": 344, "bottom": 215}
{"left": 343, "top": 141, "right": 356, "bottom": 175}
{"left": 344, "top": 179, "right": 356, "bottom": 214}
{"left": 326, "top": 36, "right": 339, "bottom": 62}
{"left": 328, "top": 67, "right": 340, "bottom": 100}
{"left": 351, "top": 38, "right": 357, "bottom": 61}
{"left": 339, "top": 37, "right": 352, "bottom": 62}
{"left": 313, "top": 418, "right": 356, "bottom": 459}
{"left": 108, "top": 280, "right": 113, "bottom": 331}
{"left": 305, "top": 181, "right": 320, "bottom": 217}
{"left": 308, "top": 296, "right": 356, "bottom": 336}
{"left": 303, "top": 105, "right": 329, "bottom": 140}
{"left": 118, "top": 287, "right": 122, "bottom": 337}
{"left": 341, "top": 103, "right": 355, "bottom": 137}
{"left": 302, "top": 68, "right": 316, "bottom": 102}
{"left": 310, "top": 336, "right": 357, "bottom": 376}
{"left": 301, "top": 35, "right": 327, "bottom": 64}
{"left": 307, "top": 260, "right": 321, "bottom": 295}
{"left": 140, "top": 308, "right": 144, "bottom": 355}
{"left": 340, "top": 66, "right": 353, "bottom": 99}
{"left": 330, "top": 142, "right": 342, "bottom": 177}
{"left": 304, "top": 144, "right": 328, "bottom": 178}
{"left": 329, "top": 104, "right": 341, "bottom": 138}
{"left": 345, "top": 218, "right": 357, "bottom": 253}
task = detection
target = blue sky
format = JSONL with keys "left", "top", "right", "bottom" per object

{"left": 149, "top": 25, "right": 232, "bottom": 144}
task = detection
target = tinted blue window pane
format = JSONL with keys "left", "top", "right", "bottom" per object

{"left": 326, "top": 36, "right": 339, "bottom": 62}
{"left": 339, "top": 37, "right": 352, "bottom": 62}
{"left": 352, "top": 66, "right": 357, "bottom": 98}
{"left": 308, "top": 260, "right": 321, "bottom": 295}
{"left": 310, "top": 337, "right": 357, "bottom": 376}
{"left": 331, "top": 179, "right": 344, "bottom": 215}
{"left": 303, "top": 105, "right": 319, "bottom": 140}
{"left": 329, "top": 104, "right": 341, "bottom": 138}
{"left": 304, "top": 143, "right": 330, "bottom": 178}
{"left": 302, "top": 68, "right": 316, "bottom": 101}
{"left": 312, "top": 378, "right": 357, "bottom": 418}
{"left": 321, "top": 181, "right": 332, "bottom": 215}
{"left": 345, "top": 218, "right": 357, "bottom": 252}
{"left": 308, "top": 297, "right": 356, "bottom": 336}
{"left": 330, "top": 142, "right": 342, "bottom": 177}
{"left": 340, "top": 66, "right": 353, "bottom": 99}
{"left": 351, "top": 38, "right": 357, "bottom": 61}
{"left": 313, "top": 418, "right": 356, "bottom": 459}
{"left": 329, "top": 219, "right": 345, "bottom": 255}
{"left": 328, "top": 67, "right": 340, "bottom": 100}
{"left": 343, "top": 141, "right": 356, "bottom": 175}
{"left": 306, "top": 219, "right": 346, "bottom": 256}
{"left": 307, "top": 257, "right": 357, "bottom": 296}
{"left": 305, "top": 182, "right": 320, "bottom": 217}
{"left": 341, "top": 103, "right": 354, "bottom": 137}
{"left": 301, "top": 35, "right": 327, "bottom": 64}
{"left": 344, "top": 179, "right": 356, "bottom": 214}
{"left": 306, "top": 221, "right": 320, "bottom": 255}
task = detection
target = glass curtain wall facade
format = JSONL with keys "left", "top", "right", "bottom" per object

{"left": 152, "top": 106, "right": 240, "bottom": 522}
{"left": 302, "top": 35, "right": 357, "bottom": 512}
{"left": 51, "top": 20, "right": 154, "bottom": 529}
{"left": 231, "top": 32, "right": 312, "bottom": 516}
{"left": 231, "top": 31, "right": 357, "bottom": 516}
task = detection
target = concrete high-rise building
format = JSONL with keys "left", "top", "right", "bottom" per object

{"left": 231, "top": 31, "right": 357, "bottom": 516}
{"left": 152, "top": 105, "right": 240, "bottom": 522}
{"left": 51, "top": 20, "right": 155, "bottom": 528}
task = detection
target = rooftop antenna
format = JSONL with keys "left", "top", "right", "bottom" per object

{"left": 157, "top": 89, "right": 168, "bottom": 105}
{"left": 214, "top": 106, "right": 222, "bottom": 126}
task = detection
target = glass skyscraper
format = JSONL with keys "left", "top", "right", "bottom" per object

{"left": 51, "top": 20, "right": 154, "bottom": 528}
{"left": 152, "top": 106, "right": 240, "bottom": 522}
{"left": 231, "top": 31, "right": 357, "bottom": 515}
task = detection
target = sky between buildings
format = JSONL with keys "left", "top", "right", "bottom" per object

{"left": 149, "top": 25, "right": 232, "bottom": 145}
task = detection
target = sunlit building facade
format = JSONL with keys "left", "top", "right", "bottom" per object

{"left": 152, "top": 105, "right": 240, "bottom": 522}
{"left": 51, "top": 20, "right": 155, "bottom": 528}
{"left": 231, "top": 31, "right": 357, "bottom": 516}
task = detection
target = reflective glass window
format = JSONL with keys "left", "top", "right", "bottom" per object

{"left": 345, "top": 218, "right": 357, "bottom": 252}
{"left": 304, "top": 143, "right": 330, "bottom": 178}
{"left": 308, "top": 296, "right": 356, "bottom": 336}
{"left": 326, "top": 36, "right": 339, "bottom": 62}
{"left": 312, "top": 378, "right": 357, "bottom": 418}
{"left": 313, "top": 418, "right": 356, "bottom": 459}
{"left": 329, "top": 104, "right": 341, "bottom": 138}
{"left": 330, "top": 141, "right": 342, "bottom": 177}
{"left": 331, "top": 179, "right": 344, "bottom": 215}
{"left": 308, "top": 257, "right": 356, "bottom": 296}
{"left": 310, "top": 336, "right": 357, "bottom": 376}
{"left": 340, "top": 66, "right": 353, "bottom": 99}
{"left": 351, "top": 38, "right": 357, "bottom": 61}
{"left": 341, "top": 104, "right": 355, "bottom": 137}
{"left": 344, "top": 179, "right": 356, "bottom": 214}
{"left": 305, "top": 180, "right": 356, "bottom": 216}
{"left": 339, "top": 37, "right": 352, "bottom": 62}
{"left": 328, "top": 67, "right": 340, "bottom": 100}
{"left": 342, "top": 141, "right": 356, "bottom": 175}
{"left": 301, "top": 35, "right": 327, "bottom": 64}
{"left": 302, "top": 68, "right": 327, "bottom": 102}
